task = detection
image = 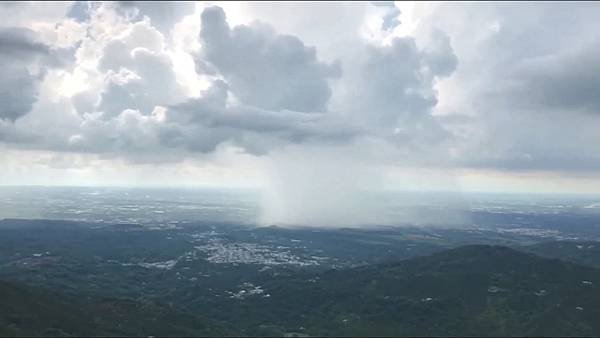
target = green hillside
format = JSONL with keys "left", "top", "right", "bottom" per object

{"left": 235, "top": 245, "right": 600, "bottom": 336}
{"left": 3, "top": 245, "right": 600, "bottom": 336}
{"left": 526, "top": 241, "right": 600, "bottom": 269}
{"left": 0, "top": 280, "right": 231, "bottom": 336}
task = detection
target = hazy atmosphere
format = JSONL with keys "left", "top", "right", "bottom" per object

{"left": 1, "top": 1, "right": 600, "bottom": 226}
{"left": 4, "top": 2, "right": 600, "bottom": 337}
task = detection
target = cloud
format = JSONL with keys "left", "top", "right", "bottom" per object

{"left": 161, "top": 80, "right": 363, "bottom": 156}
{"left": 3, "top": 0, "right": 600, "bottom": 204}
{"left": 413, "top": 2, "right": 600, "bottom": 172}
{"left": 131, "top": 6, "right": 361, "bottom": 158}
{"left": 73, "top": 19, "right": 186, "bottom": 119}
{"left": 371, "top": 1, "right": 401, "bottom": 32}
{"left": 0, "top": 27, "right": 69, "bottom": 122}
{"left": 0, "top": 3, "right": 458, "bottom": 171}
{"left": 0, "top": 2, "right": 71, "bottom": 28}
{"left": 198, "top": 6, "right": 341, "bottom": 113}
{"left": 327, "top": 29, "right": 458, "bottom": 162}
{"left": 486, "top": 42, "right": 600, "bottom": 115}
{"left": 0, "top": 27, "right": 50, "bottom": 57}
{"left": 347, "top": 35, "right": 455, "bottom": 127}
{"left": 67, "top": 2, "right": 95, "bottom": 23}
{"left": 166, "top": 6, "right": 457, "bottom": 161}
{"left": 116, "top": 1, "right": 196, "bottom": 34}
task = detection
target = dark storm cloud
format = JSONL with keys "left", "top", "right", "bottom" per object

{"left": 487, "top": 43, "right": 600, "bottom": 115}
{"left": 0, "top": 68, "right": 41, "bottom": 122}
{"left": 59, "top": 5, "right": 456, "bottom": 161}
{"left": 419, "top": 2, "right": 600, "bottom": 173}
{"left": 126, "top": 5, "right": 360, "bottom": 157}
{"left": 163, "top": 80, "right": 363, "bottom": 156}
{"left": 464, "top": 155, "right": 600, "bottom": 173}
{"left": 199, "top": 6, "right": 341, "bottom": 113}
{"left": 355, "top": 37, "right": 435, "bottom": 126}
{"left": 11, "top": 1, "right": 600, "bottom": 177}
{"left": 0, "top": 27, "right": 68, "bottom": 122}
{"left": 0, "top": 28, "right": 49, "bottom": 57}
{"left": 0, "top": 3, "right": 459, "bottom": 168}
{"left": 422, "top": 29, "right": 457, "bottom": 78}
{"left": 346, "top": 31, "right": 457, "bottom": 141}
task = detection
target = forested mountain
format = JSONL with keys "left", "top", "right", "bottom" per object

{"left": 3, "top": 245, "right": 600, "bottom": 336}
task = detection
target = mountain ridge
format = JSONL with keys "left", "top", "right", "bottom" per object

{"left": 3, "top": 244, "right": 600, "bottom": 336}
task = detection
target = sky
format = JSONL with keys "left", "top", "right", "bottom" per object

{"left": 1, "top": 1, "right": 600, "bottom": 201}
